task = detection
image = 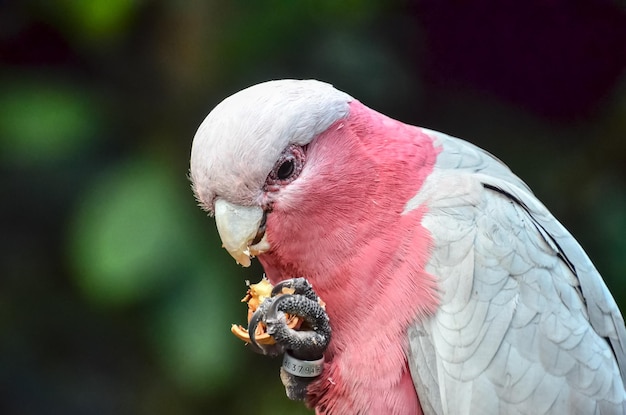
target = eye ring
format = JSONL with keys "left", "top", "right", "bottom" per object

{"left": 266, "top": 145, "right": 306, "bottom": 189}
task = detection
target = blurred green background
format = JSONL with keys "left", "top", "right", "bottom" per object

{"left": 1, "top": 1, "right": 625, "bottom": 414}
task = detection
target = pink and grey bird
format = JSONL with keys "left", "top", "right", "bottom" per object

{"left": 189, "top": 80, "right": 626, "bottom": 414}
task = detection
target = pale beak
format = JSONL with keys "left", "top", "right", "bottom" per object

{"left": 213, "top": 199, "right": 270, "bottom": 267}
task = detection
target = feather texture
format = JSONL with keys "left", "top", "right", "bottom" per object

{"left": 190, "top": 79, "right": 626, "bottom": 415}
{"left": 407, "top": 130, "right": 626, "bottom": 414}
{"left": 190, "top": 80, "right": 351, "bottom": 212}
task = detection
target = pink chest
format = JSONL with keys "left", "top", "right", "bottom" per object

{"left": 308, "top": 323, "right": 423, "bottom": 415}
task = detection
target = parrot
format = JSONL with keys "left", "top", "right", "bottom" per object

{"left": 189, "top": 79, "right": 626, "bottom": 414}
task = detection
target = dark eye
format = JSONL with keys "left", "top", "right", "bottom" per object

{"left": 276, "top": 159, "right": 295, "bottom": 180}
{"left": 266, "top": 145, "right": 305, "bottom": 189}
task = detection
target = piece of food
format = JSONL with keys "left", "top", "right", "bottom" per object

{"left": 231, "top": 278, "right": 302, "bottom": 345}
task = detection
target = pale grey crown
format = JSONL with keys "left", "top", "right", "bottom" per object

{"left": 190, "top": 79, "right": 353, "bottom": 212}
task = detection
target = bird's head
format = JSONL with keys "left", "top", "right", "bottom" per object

{"left": 190, "top": 79, "right": 437, "bottom": 287}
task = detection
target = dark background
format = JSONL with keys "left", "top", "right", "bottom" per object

{"left": 1, "top": 1, "right": 625, "bottom": 414}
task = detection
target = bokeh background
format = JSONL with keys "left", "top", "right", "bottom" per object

{"left": 1, "top": 1, "right": 625, "bottom": 414}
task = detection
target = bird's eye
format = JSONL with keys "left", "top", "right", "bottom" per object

{"left": 276, "top": 159, "right": 295, "bottom": 180}
{"left": 266, "top": 145, "right": 305, "bottom": 189}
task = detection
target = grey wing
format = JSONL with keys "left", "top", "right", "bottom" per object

{"left": 406, "top": 131, "right": 626, "bottom": 415}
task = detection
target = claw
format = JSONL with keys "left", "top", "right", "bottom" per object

{"left": 235, "top": 277, "right": 329, "bottom": 360}
{"left": 265, "top": 294, "right": 331, "bottom": 361}
{"left": 236, "top": 277, "right": 331, "bottom": 403}
{"left": 271, "top": 277, "right": 319, "bottom": 303}
{"left": 247, "top": 306, "right": 268, "bottom": 354}
{"left": 247, "top": 298, "right": 288, "bottom": 357}
{"left": 231, "top": 278, "right": 303, "bottom": 351}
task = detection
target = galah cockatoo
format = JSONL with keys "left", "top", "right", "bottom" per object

{"left": 189, "top": 79, "right": 626, "bottom": 414}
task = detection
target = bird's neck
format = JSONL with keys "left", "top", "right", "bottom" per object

{"left": 260, "top": 204, "right": 437, "bottom": 414}
{"left": 258, "top": 101, "right": 442, "bottom": 413}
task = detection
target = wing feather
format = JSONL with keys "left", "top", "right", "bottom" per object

{"left": 407, "top": 131, "right": 626, "bottom": 414}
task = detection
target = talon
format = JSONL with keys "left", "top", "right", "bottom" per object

{"left": 232, "top": 277, "right": 329, "bottom": 360}
{"left": 271, "top": 279, "right": 299, "bottom": 296}
{"left": 271, "top": 277, "right": 322, "bottom": 304}
{"left": 265, "top": 293, "right": 331, "bottom": 360}
{"left": 245, "top": 298, "right": 288, "bottom": 356}
{"left": 231, "top": 278, "right": 302, "bottom": 350}
{"left": 247, "top": 306, "right": 267, "bottom": 353}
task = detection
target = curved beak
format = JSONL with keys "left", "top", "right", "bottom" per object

{"left": 214, "top": 199, "right": 270, "bottom": 267}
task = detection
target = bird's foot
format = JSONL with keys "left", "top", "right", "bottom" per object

{"left": 248, "top": 278, "right": 331, "bottom": 358}
{"left": 247, "top": 278, "right": 331, "bottom": 400}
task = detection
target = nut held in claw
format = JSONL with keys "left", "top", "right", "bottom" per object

{"left": 231, "top": 278, "right": 302, "bottom": 345}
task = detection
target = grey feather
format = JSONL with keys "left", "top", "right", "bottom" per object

{"left": 407, "top": 130, "right": 626, "bottom": 414}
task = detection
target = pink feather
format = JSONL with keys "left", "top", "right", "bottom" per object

{"left": 260, "top": 101, "right": 441, "bottom": 414}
